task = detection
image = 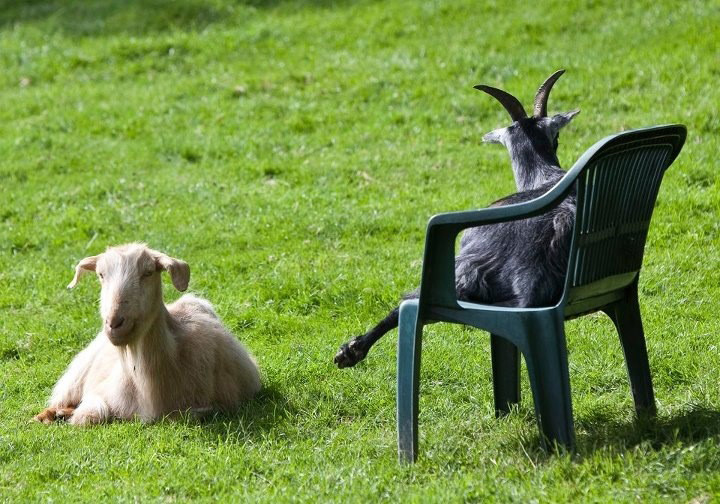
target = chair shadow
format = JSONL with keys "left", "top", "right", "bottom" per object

{"left": 498, "top": 404, "right": 720, "bottom": 463}
{"left": 575, "top": 405, "right": 720, "bottom": 453}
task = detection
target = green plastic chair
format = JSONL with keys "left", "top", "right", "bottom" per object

{"left": 396, "top": 124, "right": 687, "bottom": 462}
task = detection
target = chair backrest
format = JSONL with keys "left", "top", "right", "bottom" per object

{"left": 563, "top": 125, "right": 686, "bottom": 315}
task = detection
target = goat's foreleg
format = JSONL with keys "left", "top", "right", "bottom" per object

{"left": 33, "top": 405, "right": 77, "bottom": 424}
{"left": 68, "top": 394, "right": 112, "bottom": 426}
{"left": 34, "top": 336, "right": 105, "bottom": 423}
{"left": 334, "top": 306, "right": 400, "bottom": 368}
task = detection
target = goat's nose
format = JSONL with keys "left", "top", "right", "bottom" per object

{"left": 108, "top": 316, "right": 125, "bottom": 329}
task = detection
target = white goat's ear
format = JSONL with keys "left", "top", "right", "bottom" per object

{"left": 67, "top": 255, "right": 101, "bottom": 289}
{"left": 153, "top": 252, "right": 190, "bottom": 292}
{"left": 482, "top": 127, "right": 507, "bottom": 145}
{"left": 549, "top": 109, "right": 580, "bottom": 134}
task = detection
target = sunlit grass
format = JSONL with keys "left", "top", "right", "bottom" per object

{"left": 1, "top": 0, "right": 719, "bottom": 501}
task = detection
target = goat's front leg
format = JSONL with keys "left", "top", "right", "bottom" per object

{"left": 335, "top": 306, "right": 400, "bottom": 368}
{"left": 69, "top": 366, "right": 137, "bottom": 426}
{"left": 33, "top": 406, "right": 77, "bottom": 424}
{"left": 34, "top": 335, "right": 105, "bottom": 423}
{"left": 68, "top": 394, "right": 112, "bottom": 426}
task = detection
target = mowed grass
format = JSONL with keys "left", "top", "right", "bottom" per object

{"left": 1, "top": 0, "right": 719, "bottom": 500}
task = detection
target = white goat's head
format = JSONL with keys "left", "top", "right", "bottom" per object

{"left": 67, "top": 244, "right": 190, "bottom": 346}
{"left": 476, "top": 69, "right": 580, "bottom": 167}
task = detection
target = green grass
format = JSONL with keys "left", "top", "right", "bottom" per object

{"left": 1, "top": 0, "right": 719, "bottom": 500}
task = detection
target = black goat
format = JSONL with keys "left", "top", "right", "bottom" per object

{"left": 334, "top": 70, "right": 581, "bottom": 368}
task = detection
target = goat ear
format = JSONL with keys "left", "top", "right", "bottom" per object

{"left": 482, "top": 127, "right": 507, "bottom": 145}
{"left": 67, "top": 255, "right": 101, "bottom": 289}
{"left": 549, "top": 109, "right": 580, "bottom": 134}
{"left": 154, "top": 253, "right": 190, "bottom": 292}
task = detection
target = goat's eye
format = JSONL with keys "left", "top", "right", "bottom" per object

{"left": 98, "top": 273, "right": 104, "bottom": 280}
{"left": 141, "top": 271, "right": 153, "bottom": 278}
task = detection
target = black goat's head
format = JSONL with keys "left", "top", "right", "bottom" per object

{"left": 475, "top": 69, "right": 579, "bottom": 156}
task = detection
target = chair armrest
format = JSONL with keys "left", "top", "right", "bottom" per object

{"left": 418, "top": 167, "right": 580, "bottom": 309}
{"left": 427, "top": 168, "right": 579, "bottom": 233}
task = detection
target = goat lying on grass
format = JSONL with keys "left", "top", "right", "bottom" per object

{"left": 335, "top": 70, "right": 580, "bottom": 368}
{"left": 34, "top": 243, "right": 261, "bottom": 425}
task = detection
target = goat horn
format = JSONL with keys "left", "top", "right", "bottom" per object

{"left": 474, "top": 84, "right": 527, "bottom": 122}
{"left": 533, "top": 69, "right": 565, "bottom": 118}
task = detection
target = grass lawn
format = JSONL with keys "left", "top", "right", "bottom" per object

{"left": 1, "top": 0, "right": 719, "bottom": 501}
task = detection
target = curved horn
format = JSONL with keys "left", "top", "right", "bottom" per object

{"left": 474, "top": 84, "right": 527, "bottom": 122}
{"left": 533, "top": 69, "right": 565, "bottom": 118}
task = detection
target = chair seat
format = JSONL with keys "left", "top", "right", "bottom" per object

{"left": 427, "top": 301, "right": 557, "bottom": 351}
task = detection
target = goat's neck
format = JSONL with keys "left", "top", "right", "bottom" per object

{"left": 507, "top": 143, "right": 565, "bottom": 191}
{"left": 123, "top": 304, "right": 179, "bottom": 399}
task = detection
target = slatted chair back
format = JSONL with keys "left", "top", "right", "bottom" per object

{"left": 564, "top": 126, "right": 686, "bottom": 316}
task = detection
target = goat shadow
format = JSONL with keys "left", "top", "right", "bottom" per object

{"left": 510, "top": 405, "right": 720, "bottom": 462}
{"left": 175, "top": 384, "right": 296, "bottom": 444}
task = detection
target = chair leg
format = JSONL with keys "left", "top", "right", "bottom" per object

{"left": 397, "top": 300, "right": 423, "bottom": 463}
{"left": 523, "top": 312, "right": 576, "bottom": 450}
{"left": 491, "top": 334, "right": 521, "bottom": 416}
{"left": 605, "top": 288, "right": 657, "bottom": 416}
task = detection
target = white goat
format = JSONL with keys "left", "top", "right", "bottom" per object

{"left": 34, "top": 243, "right": 261, "bottom": 425}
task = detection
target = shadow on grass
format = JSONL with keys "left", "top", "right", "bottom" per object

{"left": 576, "top": 405, "right": 720, "bottom": 453}
{"left": 186, "top": 384, "right": 296, "bottom": 444}
{"left": 496, "top": 405, "right": 720, "bottom": 464}
{"left": 0, "top": 0, "right": 362, "bottom": 36}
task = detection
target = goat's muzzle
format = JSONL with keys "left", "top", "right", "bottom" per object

{"left": 105, "top": 314, "right": 135, "bottom": 345}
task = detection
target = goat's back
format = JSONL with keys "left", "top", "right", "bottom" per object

{"left": 168, "top": 294, "right": 261, "bottom": 408}
{"left": 456, "top": 183, "right": 576, "bottom": 308}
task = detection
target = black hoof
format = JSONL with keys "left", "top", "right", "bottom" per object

{"left": 334, "top": 338, "right": 367, "bottom": 368}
